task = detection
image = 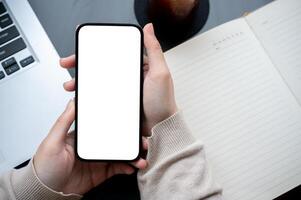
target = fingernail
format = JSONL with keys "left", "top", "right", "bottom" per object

{"left": 63, "top": 79, "right": 71, "bottom": 87}
{"left": 148, "top": 23, "right": 154, "bottom": 35}
{"left": 65, "top": 99, "right": 73, "bottom": 111}
{"left": 63, "top": 81, "right": 67, "bottom": 87}
{"left": 143, "top": 161, "right": 148, "bottom": 169}
{"left": 126, "top": 167, "right": 135, "bottom": 174}
{"left": 60, "top": 57, "right": 66, "bottom": 62}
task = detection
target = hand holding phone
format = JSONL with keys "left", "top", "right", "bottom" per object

{"left": 32, "top": 23, "right": 177, "bottom": 196}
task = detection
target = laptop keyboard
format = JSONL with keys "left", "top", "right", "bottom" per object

{"left": 0, "top": 2, "right": 35, "bottom": 81}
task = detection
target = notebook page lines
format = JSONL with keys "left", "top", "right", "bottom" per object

{"left": 217, "top": 120, "right": 300, "bottom": 181}
{"left": 173, "top": 40, "right": 260, "bottom": 93}
{"left": 164, "top": 19, "right": 301, "bottom": 200}
{"left": 246, "top": 0, "right": 301, "bottom": 103}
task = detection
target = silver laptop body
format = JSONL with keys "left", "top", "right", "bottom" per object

{"left": 0, "top": 0, "right": 73, "bottom": 172}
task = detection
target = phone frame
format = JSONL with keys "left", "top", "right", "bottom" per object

{"left": 75, "top": 23, "right": 144, "bottom": 162}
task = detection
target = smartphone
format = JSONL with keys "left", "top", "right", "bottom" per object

{"left": 76, "top": 24, "right": 143, "bottom": 161}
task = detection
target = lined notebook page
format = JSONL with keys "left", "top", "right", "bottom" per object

{"left": 246, "top": 0, "right": 301, "bottom": 104}
{"left": 164, "top": 19, "right": 301, "bottom": 200}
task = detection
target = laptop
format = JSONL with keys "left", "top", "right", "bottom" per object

{"left": 0, "top": 0, "right": 72, "bottom": 172}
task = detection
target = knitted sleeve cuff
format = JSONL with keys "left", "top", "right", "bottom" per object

{"left": 11, "top": 159, "right": 82, "bottom": 200}
{"left": 147, "top": 111, "right": 196, "bottom": 166}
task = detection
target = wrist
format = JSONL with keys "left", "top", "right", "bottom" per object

{"left": 33, "top": 156, "right": 62, "bottom": 192}
{"left": 33, "top": 155, "right": 67, "bottom": 194}
{"left": 143, "top": 106, "right": 178, "bottom": 136}
{"left": 145, "top": 111, "right": 197, "bottom": 167}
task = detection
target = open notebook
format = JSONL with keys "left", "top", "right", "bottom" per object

{"left": 164, "top": 0, "right": 301, "bottom": 199}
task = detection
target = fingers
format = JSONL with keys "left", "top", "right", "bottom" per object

{"left": 143, "top": 55, "right": 149, "bottom": 65}
{"left": 63, "top": 78, "right": 75, "bottom": 91}
{"left": 143, "top": 23, "right": 167, "bottom": 73}
{"left": 143, "top": 55, "right": 149, "bottom": 73}
{"left": 65, "top": 131, "right": 75, "bottom": 148}
{"left": 60, "top": 55, "right": 75, "bottom": 91}
{"left": 142, "top": 137, "right": 148, "bottom": 150}
{"left": 110, "top": 158, "right": 147, "bottom": 177}
{"left": 48, "top": 100, "right": 75, "bottom": 144}
{"left": 130, "top": 158, "right": 148, "bottom": 170}
{"left": 111, "top": 163, "right": 135, "bottom": 175}
{"left": 129, "top": 137, "right": 148, "bottom": 170}
{"left": 60, "top": 55, "right": 75, "bottom": 69}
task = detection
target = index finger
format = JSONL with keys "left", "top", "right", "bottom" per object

{"left": 60, "top": 54, "right": 75, "bottom": 69}
{"left": 47, "top": 100, "right": 75, "bottom": 144}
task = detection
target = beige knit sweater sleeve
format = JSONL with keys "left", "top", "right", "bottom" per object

{"left": 0, "top": 159, "right": 81, "bottom": 200}
{"left": 0, "top": 112, "right": 222, "bottom": 200}
{"left": 138, "top": 112, "right": 222, "bottom": 199}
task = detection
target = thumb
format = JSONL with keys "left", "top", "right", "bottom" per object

{"left": 111, "top": 163, "right": 135, "bottom": 176}
{"left": 143, "top": 23, "right": 167, "bottom": 72}
{"left": 47, "top": 100, "right": 75, "bottom": 144}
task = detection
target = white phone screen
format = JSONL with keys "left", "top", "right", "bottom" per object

{"left": 76, "top": 24, "right": 142, "bottom": 161}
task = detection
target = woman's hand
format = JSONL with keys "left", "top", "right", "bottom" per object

{"left": 142, "top": 23, "right": 177, "bottom": 135}
{"left": 34, "top": 100, "right": 148, "bottom": 195}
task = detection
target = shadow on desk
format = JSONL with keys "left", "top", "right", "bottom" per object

{"left": 83, "top": 173, "right": 140, "bottom": 200}
{"left": 274, "top": 185, "right": 301, "bottom": 200}
{"left": 15, "top": 160, "right": 300, "bottom": 199}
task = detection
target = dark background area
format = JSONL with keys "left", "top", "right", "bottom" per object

{"left": 28, "top": 0, "right": 273, "bottom": 77}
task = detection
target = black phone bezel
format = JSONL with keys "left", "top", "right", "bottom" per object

{"left": 75, "top": 23, "right": 144, "bottom": 162}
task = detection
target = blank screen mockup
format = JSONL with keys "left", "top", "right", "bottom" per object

{"left": 76, "top": 25, "right": 141, "bottom": 160}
